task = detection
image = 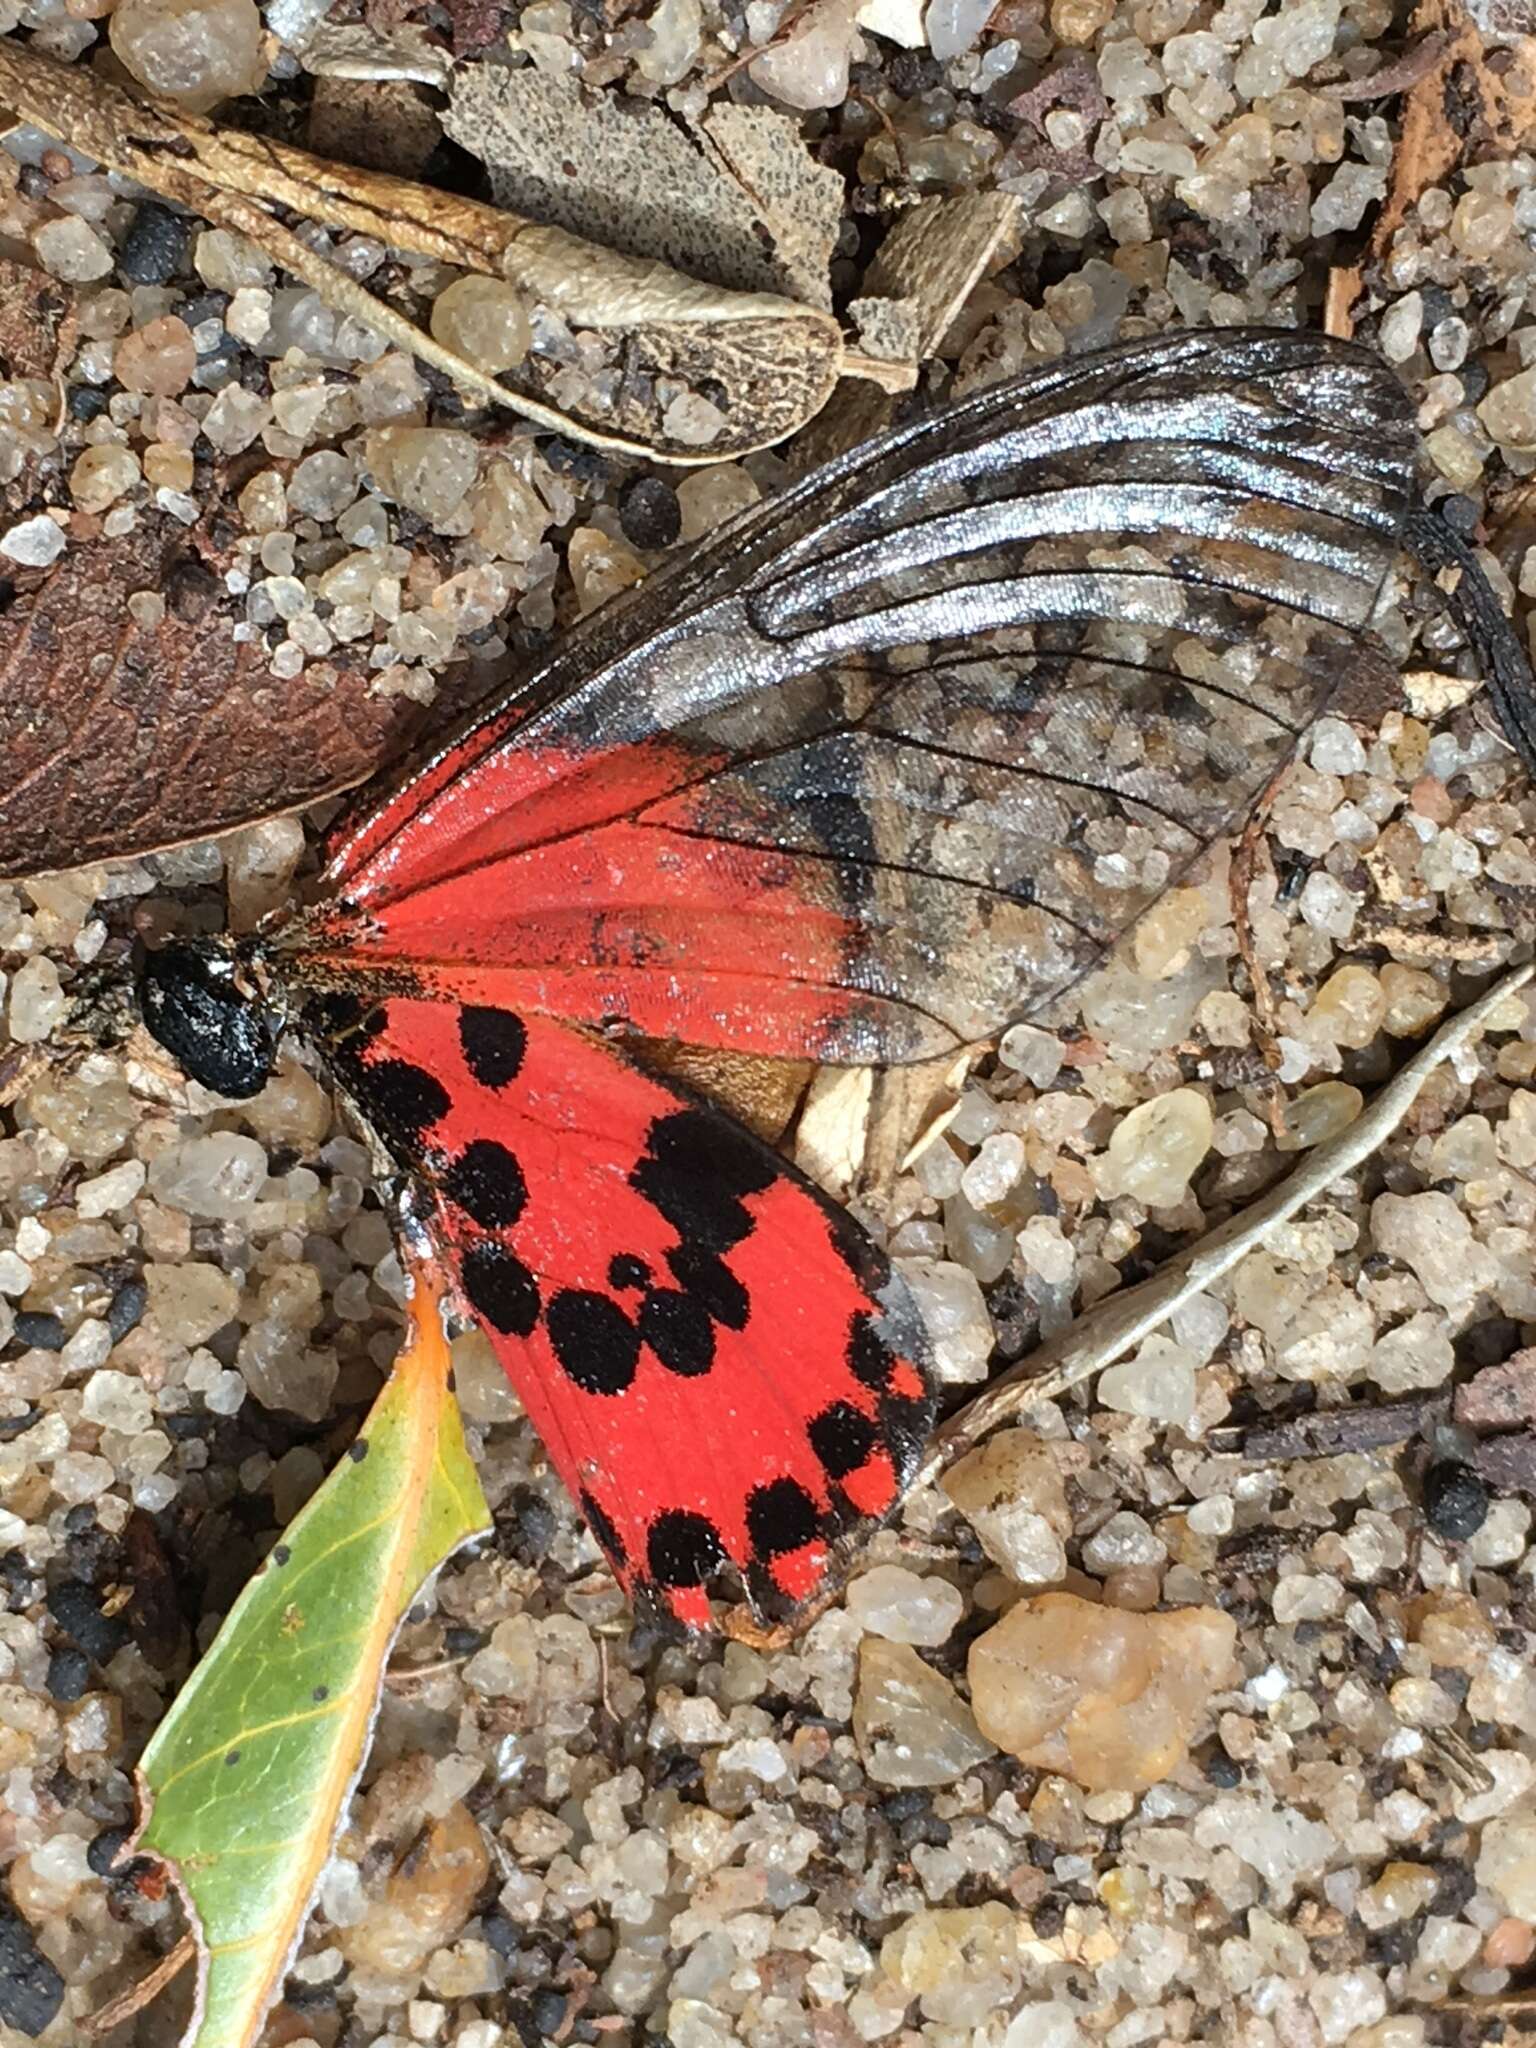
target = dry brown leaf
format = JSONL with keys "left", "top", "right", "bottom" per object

{"left": 1332, "top": 0, "right": 1536, "bottom": 331}
{"left": 0, "top": 255, "right": 78, "bottom": 385}
{"left": 0, "top": 39, "right": 845, "bottom": 462}
{"left": 0, "top": 520, "right": 429, "bottom": 878}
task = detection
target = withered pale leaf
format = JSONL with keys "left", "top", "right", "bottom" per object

{"left": 795, "top": 1066, "right": 874, "bottom": 1200}
{"left": 0, "top": 521, "right": 427, "bottom": 879}
{"left": 442, "top": 68, "right": 843, "bottom": 309}
{"left": 855, "top": 191, "right": 1023, "bottom": 365}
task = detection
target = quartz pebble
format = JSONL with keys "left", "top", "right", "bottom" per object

{"left": 899, "top": 1258, "right": 993, "bottom": 1381}
{"left": 1478, "top": 1810, "right": 1536, "bottom": 1920}
{"left": 115, "top": 317, "right": 197, "bottom": 397}
{"left": 847, "top": 1564, "right": 963, "bottom": 1645}
{"left": 365, "top": 426, "right": 479, "bottom": 525}
{"left": 881, "top": 1903, "right": 1022, "bottom": 2024}
{"left": 430, "top": 276, "right": 533, "bottom": 374}
{"left": 943, "top": 1429, "right": 1071, "bottom": 1584}
{"left": 0, "top": 516, "right": 66, "bottom": 569}
{"left": 339, "top": 1796, "right": 490, "bottom": 1984}
{"left": 110, "top": 0, "right": 267, "bottom": 109}
{"left": 968, "top": 1591, "right": 1238, "bottom": 1793}
{"left": 852, "top": 1636, "right": 995, "bottom": 1786}
{"left": 750, "top": 0, "right": 860, "bottom": 107}
{"left": 1099, "top": 1087, "right": 1213, "bottom": 1206}
{"left": 1098, "top": 1332, "right": 1197, "bottom": 1426}
{"left": 32, "top": 215, "right": 114, "bottom": 283}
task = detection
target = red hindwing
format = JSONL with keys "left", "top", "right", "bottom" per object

{"left": 305, "top": 990, "right": 933, "bottom": 1628}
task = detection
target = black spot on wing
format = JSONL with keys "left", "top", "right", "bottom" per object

{"left": 809, "top": 1401, "right": 877, "bottom": 1480}
{"left": 580, "top": 1488, "right": 627, "bottom": 1571}
{"left": 746, "top": 1476, "right": 821, "bottom": 1559}
{"left": 608, "top": 1253, "right": 651, "bottom": 1291}
{"left": 459, "top": 1006, "right": 527, "bottom": 1089}
{"left": 358, "top": 1058, "right": 452, "bottom": 1146}
{"left": 443, "top": 1140, "right": 528, "bottom": 1230}
{"left": 547, "top": 1288, "right": 640, "bottom": 1395}
{"left": 666, "top": 1245, "right": 750, "bottom": 1331}
{"left": 647, "top": 1508, "right": 727, "bottom": 1589}
{"left": 461, "top": 1240, "right": 540, "bottom": 1338}
{"left": 631, "top": 1109, "right": 776, "bottom": 1254}
{"left": 848, "top": 1311, "right": 896, "bottom": 1393}
{"left": 639, "top": 1290, "right": 715, "bottom": 1376}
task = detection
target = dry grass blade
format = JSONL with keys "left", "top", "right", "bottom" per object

{"left": 917, "top": 959, "right": 1536, "bottom": 1483}
{"left": 0, "top": 39, "right": 845, "bottom": 461}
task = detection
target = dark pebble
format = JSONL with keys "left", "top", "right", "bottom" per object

{"left": 0, "top": 1895, "right": 64, "bottom": 2038}
{"left": 117, "top": 202, "right": 190, "bottom": 286}
{"left": 1203, "top": 1748, "right": 1243, "bottom": 1788}
{"left": 87, "top": 1827, "right": 132, "bottom": 1878}
{"left": 497, "top": 1485, "right": 557, "bottom": 1564}
{"left": 12, "top": 1313, "right": 66, "bottom": 1352}
{"left": 531, "top": 1990, "right": 568, "bottom": 2036}
{"left": 481, "top": 1907, "right": 521, "bottom": 1959}
{"left": 107, "top": 1278, "right": 148, "bottom": 1343}
{"left": 618, "top": 475, "right": 681, "bottom": 550}
{"left": 67, "top": 385, "right": 109, "bottom": 422}
{"left": 45, "top": 1647, "right": 90, "bottom": 1702}
{"left": 886, "top": 47, "right": 942, "bottom": 93}
{"left": 46, "top": 1579, "right": 131, "bottom": 1664}
{"left": 444, "top": 1624, "right": 487, "bottom": 1657}
{"left": 1423, "top": 1461, "right": 1489, "bottom": 1542}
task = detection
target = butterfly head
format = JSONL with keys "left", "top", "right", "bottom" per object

{"left": 138, "top": 936, "right": 278, "bottom": 1100}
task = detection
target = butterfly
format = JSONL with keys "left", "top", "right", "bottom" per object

{"left": 131, "top": 326, "right": 1464, "bottom": 1631}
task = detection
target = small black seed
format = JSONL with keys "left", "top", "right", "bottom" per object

{"left": 1424, "top": 1461, "right": 1488, "bottom": 1541}
{"left": 272, "top": 1544, "right": 291, "bottom": 1566}
{"left": 312, "top": 1684, "right": 329, "bottom": 1702}
{"left": 617, "top": 474, "right": 681, "bottom": 550}
{"left": 348, "top": 1439, "right": 369, "bottom": 1463}
{"left": 117, "top": 201, "right": 190, "bottom": 285}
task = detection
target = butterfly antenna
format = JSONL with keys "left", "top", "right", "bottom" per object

{"left": 1405, "top": 501, "right": 1536, "bottom": 779}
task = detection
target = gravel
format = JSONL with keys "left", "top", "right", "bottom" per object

{"left": 6, "top": 0, "right": 1536, "bottom": 2041}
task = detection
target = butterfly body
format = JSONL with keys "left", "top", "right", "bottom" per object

{"left": 139, "top": 328, "right": 1429, "bottom": 1629}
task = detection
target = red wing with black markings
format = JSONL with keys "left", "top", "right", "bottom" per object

{"left": 305, "top": 990, "right": 932, "bottom": 1629}
{"left": 286, "top": 329, "right": 1419, "bottom": 1065}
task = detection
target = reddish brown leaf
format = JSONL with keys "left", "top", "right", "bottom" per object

{"left": 0, "top": 519, "right": 428, "bottom": 879}
{"left": 0, "top": 256, "right": 79, "bottom": 383}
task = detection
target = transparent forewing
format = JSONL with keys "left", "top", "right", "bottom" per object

{"left": 299, "top": 330, "right": 1417, "bottom": 1063}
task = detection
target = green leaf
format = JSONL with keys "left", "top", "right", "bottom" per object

{"left": 130, "top": 1271, "right": 491, "bottom": 2048}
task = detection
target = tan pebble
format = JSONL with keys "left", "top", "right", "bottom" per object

{"left": 115, "top": 315, "right": 196, "bottom": 396}
{"left": 1484, "top": 1917, "right": 1536, "bottom": 1969}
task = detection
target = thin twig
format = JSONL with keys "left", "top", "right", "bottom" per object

{"left": 83, "top": 1933, "right": 196, "bottom": 2038}
{"left": 915, "top": 958, "right": 1534, "bottom": 1485}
